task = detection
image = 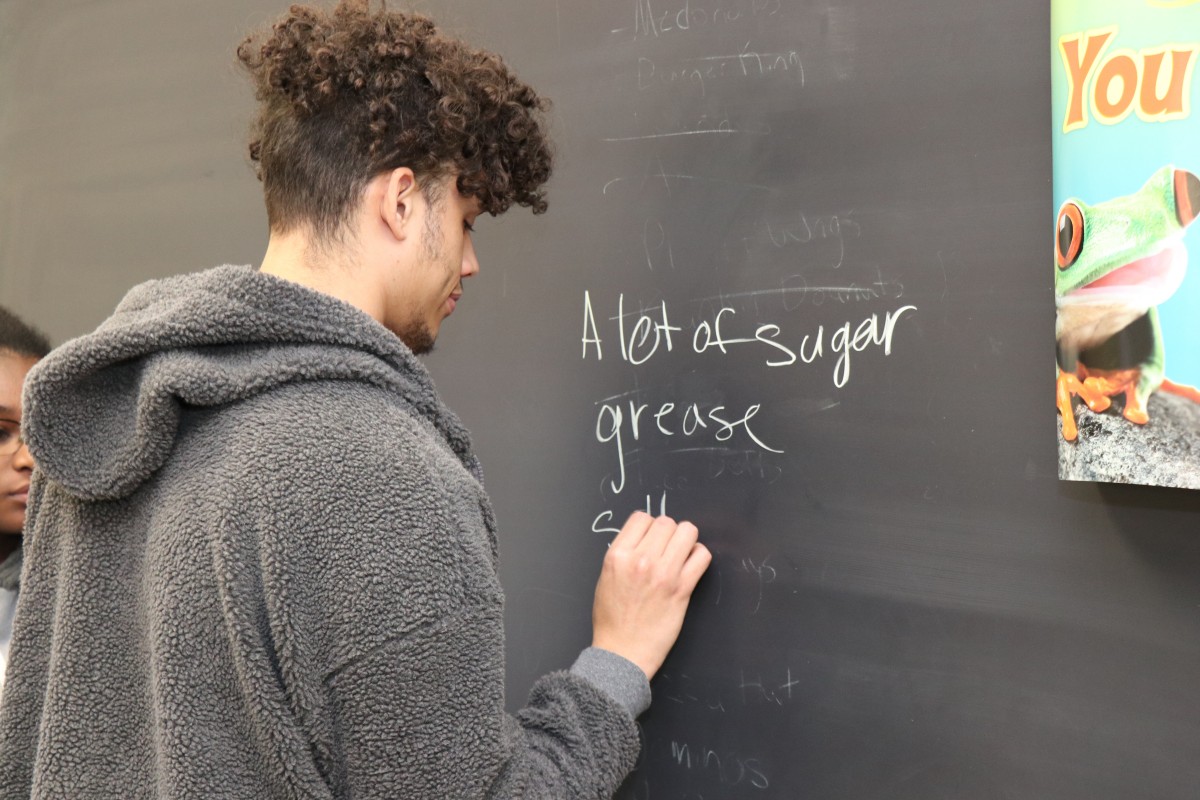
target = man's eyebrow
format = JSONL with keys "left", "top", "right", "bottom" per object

{"left": 0, "top": 405, "right": 16, "bottom": 417}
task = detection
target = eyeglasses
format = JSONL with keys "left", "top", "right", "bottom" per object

{"left": 0, "top": 419, "right": 24, "bottom": 457}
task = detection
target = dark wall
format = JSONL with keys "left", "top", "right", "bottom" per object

{"left": 3, "top": 1, "right": 1199, "bottom": 798}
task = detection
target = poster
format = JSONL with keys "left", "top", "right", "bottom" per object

{"left": 1053, "top": 0, "right": 1200, "bottom": 488}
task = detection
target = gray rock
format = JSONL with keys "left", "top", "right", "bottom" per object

{"left": 1059, "top": 391, "right": 1200, "bottom": 488}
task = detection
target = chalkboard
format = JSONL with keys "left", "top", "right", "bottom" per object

{"left": 3, "top": 1, "right": 1200, "bottom": 798}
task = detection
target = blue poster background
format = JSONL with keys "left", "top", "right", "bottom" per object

{"left": 1052, "top": 1, "right": 1200, "bottom": 385}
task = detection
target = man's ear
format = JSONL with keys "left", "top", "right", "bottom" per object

{"left": 380, "top": 167, "right": 418, "bottom": 241}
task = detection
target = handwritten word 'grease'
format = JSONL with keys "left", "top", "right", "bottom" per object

{"left": 596, "top": 400, "right": 781, "bottom": 494}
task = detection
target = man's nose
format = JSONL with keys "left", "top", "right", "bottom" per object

{"left": 462, "top": 234, "right": 480, "bottom": 278}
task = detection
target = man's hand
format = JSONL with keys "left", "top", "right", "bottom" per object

{"left": 590, "top": 511, "right": 712, "bottom": 680}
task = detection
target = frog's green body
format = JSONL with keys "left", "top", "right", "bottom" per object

{"left": 1055, "top": 165, "right": 1200, "bottom": 440}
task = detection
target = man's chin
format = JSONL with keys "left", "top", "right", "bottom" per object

{"left": 396, "top": 325, "right": 436, "bottom": 356}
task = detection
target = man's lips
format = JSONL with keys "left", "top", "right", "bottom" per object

{"left": 6, "top": 487, "right": 28, "bottom": 503}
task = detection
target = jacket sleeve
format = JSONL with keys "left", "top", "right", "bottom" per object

{"left": 218, "top": 384, "right": 646, "bottom": 799}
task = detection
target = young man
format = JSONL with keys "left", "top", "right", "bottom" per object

{"left": 0, "top": 2, "right": 710, "bottom": 798}
{"left": 0, "top": 308, "right": 50, "bottom": 696}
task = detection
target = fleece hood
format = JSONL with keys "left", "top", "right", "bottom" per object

{"left": 23, "top": 265, "right": 477, "bottom": 501}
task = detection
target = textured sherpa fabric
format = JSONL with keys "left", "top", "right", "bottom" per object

{"left": 0, "top": 549, "right": 19, "bottom": 592}
{"left": 0, "top": 548, "right": 18, "bottom": 694}
{"left": 0, "top": 265, "right": 646, "bottom": 799}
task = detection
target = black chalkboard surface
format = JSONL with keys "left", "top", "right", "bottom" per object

{"left": 2, "top": 1, "right": 1199, "bottom": 798}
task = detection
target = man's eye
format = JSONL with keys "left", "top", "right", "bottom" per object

{"left": 0, "top": 430, "right": 12, "bottom": 445}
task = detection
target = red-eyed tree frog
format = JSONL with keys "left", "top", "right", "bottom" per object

{"left": 1056, "top": 165, "right": 1200, "bottom": 441}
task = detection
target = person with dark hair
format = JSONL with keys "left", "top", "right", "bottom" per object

{"left": 0, "top": 306, "right": 50, "bottom": 696}
{"left": 0, "top": 2, "right": 710, "bottom": 798}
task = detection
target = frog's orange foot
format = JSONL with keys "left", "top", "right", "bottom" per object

{"left": 1114, "top": 379, "right": 1151, "bottom": 425}
{"left": 1058, "top": 366, "right": 1136, "bottom": 439}
{"left": 1079, "top": 378, "right": 1113, "bottom": 413}
{"left": 1057, "top": 373, "right": 1082, "bottom": 441}
{"left": 1123, "top": 404, "right": 1150, "bottom": 425}
{"left": 1160, "top": 378, "right": 1200, "bottom": 404}
{"left": 1058, "top": 371, "right": 1112, "bottom": 441}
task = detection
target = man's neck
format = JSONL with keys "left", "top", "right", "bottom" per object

{"left": 258, "top": 230, "right": 385, "bottom": 325}
{"left": 0, "top": 535, "right": 20, "bottom": 564}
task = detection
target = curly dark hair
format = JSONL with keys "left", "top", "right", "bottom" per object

{"left": 237, "top": 0, "right": 553, "bottom": 239}
{"left": 0, "top": 306, "right": 50, "bottom": 359}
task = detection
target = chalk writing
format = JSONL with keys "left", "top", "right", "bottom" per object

{"left": 689, "top": 446, "right": 783, "bottom": 482}
{"left": 593, "top": 491, "right": 670, "bottom": 536}
{"left": 603, "top": 114, "right": 772, "bottom": 143}
{"left": 781, "top": 270, "right": 905, "bottom": 308}
{"left": 583, "top": 292, "right": 682, "bottom": 363}
{"left": 740, "top": 210, "right": 861, "bottom": 269}
{"left": 584, "top": 292, "right": 918, "bottom": 387}
{"left": 692, "top": 301, "right": 919, "bottom": 386}
{"left": 764, "top": 212, "right": 860, "bottom": 250}
{"left": 643, "top": 219, "right": 676, "bottom": 271}
{"left": 597, "top": 399, "right": 781, "bottom": 494}
{"left": 740, "top": 556, "right": 777, "bottom": 613}
{"left": 620, "top": 0, "right": 783, "bottom": 41}
{"left": 698, "top": 272, "right": 905, "bottom": 312}
{"left": 658, "top": 738, "right": 771, "bottom": 789}
{"left": 656, "top": 665, "right": 800, "bottom": 713}
{"left": 637, "top": 43, "right": 803, "bottom": 97}
{"left": 602, "top": 157, "right": 780, "bottom": 195}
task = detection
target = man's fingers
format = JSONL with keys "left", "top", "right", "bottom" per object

{"left": 611, "top": 512, "right": 708, "bottom": 590}
{"left": 591, "top": 514, "right": 709, "bottom": 680}
{"left": 610, "top": 510, "right": 655, "bottom": 550}
{"left": 638, "top": 514, "right": 681, "bottom": 557}
{"left": 679, "top": 542, "right": 712, "bottom": 590}
{"left": 660, "top": 520, "right": 699, "bottom": 565}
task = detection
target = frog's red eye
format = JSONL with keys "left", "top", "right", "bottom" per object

{"left": 1056, "top": 202, "right": 1084, "bottom": 269}
{"left": 1174, "top": 169, "right": 1200, "bottom": 227}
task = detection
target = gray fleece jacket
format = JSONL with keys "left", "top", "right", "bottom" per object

{"left": 0, "top": 265, "right": 649, "bottom": 799}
